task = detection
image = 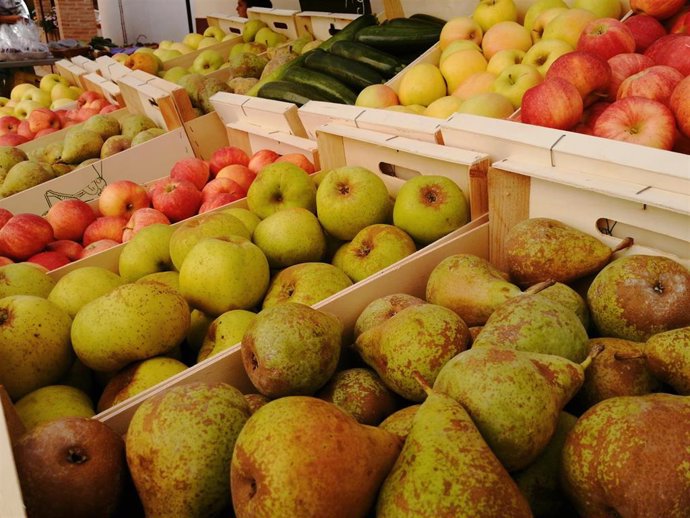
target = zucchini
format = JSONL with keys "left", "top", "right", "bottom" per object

{"left": 354, "top": 24, "right": 441, "bottom": 54}
{"left": 303, "top": 49, "right": 385, "bottom": 90}
{"left": 257, "top": 80, "right": 332, "bottom": 106}
{"left": 409, "top": 13, "right": 447, "bottom": 25}
{"left": 382, "top": 17, "right": 445, "bottom": 28}
{"left": 330, "top": 40, "right": 405, "bottom": 78}
{"left": 245, "top": 50, "right": 313, "bottom": 97}
{"left": 320, "top": 13, "right": 378, "bottom": 51}
{"left": 283, "top": 66, "right": 357, "bottom": 105}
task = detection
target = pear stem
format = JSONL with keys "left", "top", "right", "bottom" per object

{"left": 412, "top": 371, "right": 432, "bottom": 396}
{"left": 580, "top": 342, "right": 605, "bottom": 371}
{"left": 612, "top": 236, "right": 634, "bottom": 254}
{"left": 524, "top": 279, "right": 556, "bottom": 295}
{"left": 614, "top": 351, "right": 647, "bottom": 362}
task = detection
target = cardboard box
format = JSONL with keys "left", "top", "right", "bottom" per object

{"left": 161, "top": 36, "right": 243, "bottom": 72}
{"left": 206, "top": 13, "right": 248, "bottom": 36}
{"left": 247, "top": 7, "right": 301, "bottom": 40}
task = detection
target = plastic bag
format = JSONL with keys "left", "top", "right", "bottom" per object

{"left": 0, "top": 19, "right": 50, "bottom": 61}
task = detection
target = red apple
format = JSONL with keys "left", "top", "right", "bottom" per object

{"left": 0, "top": 208, "right": 12, "bottom": 228}
{"left": 82, "top": 215, "right": 128, "bottom": 246}
{"left": 573, "top": 101, "right": 612, "bottom": 134}
{"left": 198, "top": 192, "right": 244, "bottom": 213}
{"left": 79, "top": 239, "right": 120, "bottom": 259}
{"left": 201, "top": 177, "right": 246, "bottom": 203}
{"left": 624, "top": 14, "right": 668, "bottom": 52}
{"left": 670, "top": 75, "right": 690, "bottom": 138}
{"left": 617, "top": 65, "right": 684, "bottom": 105}
{"left": 99, "top": 104, "right": 120, "bottom": 115}
{"left": 0, "top": 133, "right": 28, "bottom": 146}
{"left": 77, "top": 91, "right": 105, "bottom": 109}
{"left": 594, "top": 96, "right": 677, "bottom": 150}
{"left": 644, "top": 33, "right": 690, "bottom": 75}
{"left": 122, "top": 207, "right": 170, "bottom": 242}
{"left": 0, "top": 213, "right": 54, "bottom": 261}
{"left": 46, "top": 199, "right": 97, "bottom": 241}
{"left": 74, "top": 107, "right": 100, "bottom": 122}
{"left": 521, "top": 77, "right": 584, "bottom": 130}
{"left": 247, "top": 149, "right": 280, "bottom": 174}
{"left": 630, "top": 0, "right": 686, "bottom": 20}
{"left": 215, "top": 164, "right": 256, "bottom": 193}
{"left": 274, "top": 153, "right": 316, "bottom": 174}
{"left": 577, "top": 18, "right": 636, "bottom": 61}
{"left": 209, "top": 146, "right": 250, "bottom": 176}
{"left": 0, "top": 256, "right": 13, "bottom": 266}
{"left": 16, "top": 120, "right": 35, "bottom": 140}
{"left": 0, "top": 115, "right": 20, "bottom": 136}
{"left": 45, "top": 239, "right": 83, "bottom": 261}
{"left": 670, "top": 11, "right": 690, "bottom": 33}
{"left": 65, "top": 108, "right": 81, "bottom": 122}
{"left": 674, "top": 130, "right": 690, "bottom": 153}
{"left": 27, "top": 108, "right": 61, "bottom": 134}
{"left": 151, "top": 178, "right": 203, "bottom": 222}
{"left": 546, "top": 51, "right": 612, "bottom": 105}
{"left": 27, "top": 250, "right": 70, "bottom": 270}
{"left": 98, "top": 180, "right": 150, "bottom": 218}
{"left": 54, "top": 109, "right": 71, "bottom": 127}
{"left": 169, "top": 157, "right": 210, "bottom": 190}
{"left": 607, "top": 53, "right": 655, "bottom": 100}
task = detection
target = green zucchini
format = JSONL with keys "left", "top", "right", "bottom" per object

{"left": 303, "top": 49, "right": 385, "bottom": 90}
{"left": 329, "top": 40, "right": 405, "bottom": 78}
{"left": 382, "top": 17, "right": 445, "bottom": 28}
{"left": 257, "top": 80, "right": 332, "bottom": 106}
{"left": 354, "top": 24, "right": 441, "bottom": 54}
{"left": 245, "top": 50, "right": 313, "bottom": 97}
{"left": 320, "top": 13, "right": 379, "bottom": 52}
{"left": 283, "top": 66, "right": 357, "bottom": 105}
{"left": 409, "top": 13, "right": 447, "bottom": 25}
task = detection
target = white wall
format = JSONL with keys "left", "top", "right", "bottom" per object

{"left": 99, "top": 0, "right": 192, "bottom": 46}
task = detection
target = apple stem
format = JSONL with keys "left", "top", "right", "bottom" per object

{"left": 581, "top": 342, "right": 605, "bottom": 370}
{"left": 413, "top": 371, "right": 432, "bottom": 396}
{"left": 612, "top": 236, "right": 634, "bottom": 254}
{"left": 620, "top": 9, "right": 634, "bottom": 22}
{"left": 524, "top": 279, "right": 556, "bottom": 295}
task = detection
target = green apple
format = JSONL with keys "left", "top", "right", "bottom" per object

{"left": 153, "top": 48, "right": 182, "bottom": 62}
{"left": 458, "top": 91, "right": 516, "bottom": 118}
{"left": 242, "top": 19, "right": 268, "bottom": 43}
{"left": 204, "top": 25, "right": 226, "bottom": 41}
{"left": 522, "top": 38, "right": 573, "bottom": 75}
{"left": 486, "top": 48, "right": 526, "bottom": 76}
{"left": 14, "top": 99, "right": 44, "bottom": 119}
{"left": 197, "top": 309, "right": 257, "bottom": 362}
{"left": 169, "top": 42, "right": 194, "bottom": 54}
{"left": 333, "top": 224, "right": 416, "bottom": 283}
{"left": 50, "top": 83, "right": 79, "bottom": 102}
{"left": 179, "top": 236, "right": 270, "bottom": 316}
{"left": 246, "top": 161, "right": 317, "bottom": 220}
{"left": 136, "top": 270, "right": 180, "bottom": 292}
{"left": 48, "top": 266, "right": 125, "bottom": 319}
{"left": 118, "top": 223, "right": 175, "bottom": 283}
{"left": 15, "top": 385, "right": 94, "bottom": 431}
{"left": 134, "top": 46, "right": 155, "bottom": 54}
{"left": 182, "top": 32, "right": 205, "bottom": 49}
{"left": 0, "top": 262, "right": 54, "bottom": 298}
{"left": 315, "top": 166, "right": 392, "bottom": 241}
{"left": 158, "top": 40, "right": 174, "bottom": 49}
{"left": 492, "top": 63, "right": 543, "bottom": 108}
{"left": 10, "top": 83, "right": 37, "bottom": 103}
{"left": 252, "top": 207, "right": 326, "bottom": 269}
{"left": 542, "top": 8, "right": 597, "bottom": 48}
{"left": 0, "top": 95, "right": 10, "bottom": 106}
{"left": 20, "top": 87, "right": 51, "bottom": 107}
{"left": 163, "top": 65, "right": 190, "bottom": 83}
{"left": 573, "top": 0, "right": 621, "bottom": 18}
{"left": 221, "top": 207, "right": 261, "bottom": 237}
{"left": 223, "top": 33, "right": 239, "bottom": 42}
{"left": 190, "top": 49, "right": 224, "bottom": 74}
{"left": 197, "top": 36, "right": 220, "bottom": 49}
{"left": 39, "top": 73, "right": 70, "bottom": 93}
{"left": 522, "top": 0, "right": 568, "bottom": 33}
{"left": 393, "top": 175, "right": 470, "bottom": 245}
{"left": 254, "top": 27, "right": 288, "bottom": 48}
{"left": 472, "top": 0, "right": 519, "bottom": 32}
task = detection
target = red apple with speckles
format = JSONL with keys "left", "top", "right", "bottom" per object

{"left": 247, "top": 149, "right": 280, "bottom": 174}
{"left": 27, "top": 251, "right": 71, "bottom": 270}
{"left": 546, "top": 51, "right": 612, "bottom": 105}
{"left": 169, "top": 157, "right": 210, "bottom": 190}
{"left": 644, "top": 33, "right": 690, "bottom": 75}
{"left": 46, "top": 240, "right": 83, "bottom": 261}
{"left": 617, "top": 65, "right": 684, "bottom": 105}
{"left": 98, "top": 180, "right": 150, "bottom": 218}
{"left": 215, "top": 164, "right": 256, "bottom": 193}
{"left": 79, "top": 239, "right": 120, "bottom": 259}
{"left": 209, "top": 146, "right": 250, "bottom": 176}
{"left": 122, "top": 208, "right": 170, "bottom": 242}
{"left": 45, "top": 199, "right": 97, "bottom": 241}
{"left": 151, "top": 178, "right": 203, "bottom": 222}
{"left": 521, "top": 77, "right": 584, "bottom": 130}
{"left": 624, "top": 14, "right": 668, "bottom": 52}
{"left": 607, "top": 53, "right": 655, "bottom": 100}
{"left": 82, "top": 215, "right": 128, "bottom": 246}
{"left": 0, "top": 213, "right": 54, "bottom": 261}
{"left": 201, "top": 177, "right": 246, "bottom": 203}
{"left": 274, "top": 153, "right": 316, "bottom": 174}
{"left": 577, "top": 18, "right": 636, "bottom": 61}
{"left": 670, "top": 75, "right": 690, "bottom": 138}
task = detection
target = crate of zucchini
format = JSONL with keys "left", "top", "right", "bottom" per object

{"left": 251, "top": 13, "right": 446, "bottom": 106}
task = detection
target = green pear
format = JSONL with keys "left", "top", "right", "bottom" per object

{"left": 48, "top": 266, "right": 124, "bottom": 319}
{"left": 0, "top": 160, "right": 55, "bottom": 197}
{"left": 426, "top": 253, "right": 522, "bottom": 326}
{"left": 538, "top": 281, "right": 590, "bottom": 329}
{"left": 127, "top": 381, "right": 250, "bottom": 518}
{"left": 56, "top": 358, "right": 94, "bottom": 396}
{"left": 198, "top": 76, "right": 230, "bottom": 113}
{"left": 244, "top": 393, "right": 270, "bottom": 414}
{"left": 100, "top": 135, "right": 131, "bottom": 159}
{"left": 377, "top": 387, "right": 532, "bottom": 518}
{"left": 241, "top": 302, "right": 342, "bottom": 398}
{"left": 97, "top": 356, "right": 187, "bottom": 412}
{"left": 355, "top": 303, "right": 470, "bottom": 401}
{"left": 645, "top": 326, "right": 690, "bottom": 395}
{"left": 118, "top": 223, "right": 175, "bottom": 282}
{"left": 230, "top": 396, "right": 401, "bottom": 518}
{"left": 197, "top": 309, "right": 257, "bottom": 362}
{"left": 15, "top": 385, "right": 94, "bottom": 431}
{"left": 434, "top": 346, "right": 594, "bottom": 471}
{"left": 587, "top": 254, "right": 690, "bottom": 341}
{"left": 354, "top": 293, "right": 426, "bottom": 338}
{"left": 221, "top": 206, "right": 261, "bottom": 237}
{"left": 0, "top": 262, "right": 55, "bottom": 298}
{"left": 242, "top": 19, "right": 267, "bottom": 42}
{"left": 82, "top": 114, "right": 121, "bottom": 140}
{"left": 131, "top": 127, "right": 165, "bottom": 146}
{"left": 562, "top": 393, "right": 690, "bottom": 517}
{"left": 119, "top": 113, "right": 158, "bottom": 141}
{"left": 254, "top": 27, "right": 288, "bottom": 48}
{"left": 0, "top": 145, "right": 27, "bottom": 183}
{"left": 262, "top": 262, "right": 352, "bottom": 309}
{"left": 177, "top": 73, "right": 205, "bottom": 107}
{"left": 71, "top": 283, "right": 190, "bottom": 372}
{"left": 136, "top": 270, "right": 180, "bottom": 292}
{"left": 379, "top": 404, "right": 420, "bottom": 441}
{"left": 316, "top": 368, "right": 398, "bottom": 425}
{"left": 472, "top": 293, "right": 589, "bottom": 362}
{"left": 0, "top": 295, "right": 73, "bottom": 400}
{"left": 247, "top": 161, "right": 317, "bottom": 219}
{"left": 27, "top": 142, "right": 63, "bottom": 164}
{"left": 60, "top": 128, "right": 104, "bottom": 164}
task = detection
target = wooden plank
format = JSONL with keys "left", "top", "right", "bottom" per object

{"left": 184, "top": 112, "right": 230, "bottom": 160}
{"left": 211, "top": 92, "right": 307, "bottom": 137}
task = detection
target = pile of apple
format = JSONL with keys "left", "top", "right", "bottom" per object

{"left": 362, "top": 0, "right": 689, "bottom": 152}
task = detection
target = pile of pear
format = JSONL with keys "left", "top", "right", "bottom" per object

{"left": 0, "top": 113, "right": 161, "bottom": 199}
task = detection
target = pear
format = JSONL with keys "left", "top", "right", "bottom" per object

{"left": 136, "top": 270, "right": 180, "bottom": 292}
{"left": 221, "top": 206, "right": 261, "bottom": 237}
{"left": 60, "top": 128, "right": 104, "bottom": 164}
{"left": 0, "top": 262, "right": 55, "bottom": 298}
{"left": 0, "top": 160, "right": 55, "bottom": 197}
{"left": 354, "top": 292, "right": 426, "bottom": 338}
{"left": 228, "top": 76, "right": 259, "bottom": 95}
{"left": 71, "top": 282, "right": 190, "bottom": 372}
{"left": 15, "top": 385, "right": 94, "bottom": 431}
{"left": 57, "top": 358, "right": 95, "bottom": 397}
{"left": 242, "top": 18, "right": 267, "bottom": 42}
{"left": 472, "top": 292, "right": 589, "bottom": 362}
{"left": 377, "top": 383, "right": 532, "bottom": 518}
{"left": 131, "top": 127, "right": 165, "bottom": 145}
{"left": 118, "top": 223, "right": 175, "bottom": 282}
{"left": 538, "top": 281, "right": 590, "bottom": 329}
{"left": 0, "top": 145, "right": 27, "bottom": 183}
{"left": 379, "top": 404, "right": 420, "bottom": 441}
{"left": 317, "top": 368, "right": 399, "bottom": 425}
{"left": 230, "top": 396, "right": 402, "bottom": 518}
{"left": 127, "top": 381, "right": 250, "bottom": 518}
{"left": 27, "top": 141, "right": 63, "bottom": 164}
{"left": 355, "top": 303, "right": 470, "bottom": 401}
{"left": 562, "top": 393, "right": 690, "bottom": 517}
{"left": 241, "top": 302, "right": 343, "bottom": 398}
{"left": 177, "top": 73, "right": 205, "bottom": 106}
{"left": 82, "top": 113, "right": 121, "bottom": 140}
{"left": 227, "top": 52, "right": 269, "bottom": 79}
{"left": 434, "top": 346, "right": 596, "bottom": 471}
{"left": 186, "top": 308, "right": 214, "bottom": 353}
{"left": 48, "top": 266, "right": 124, "bottom": 319}
{"left": 505, "top": 217, "right": 626, "bottom": 287}
{"left": 244, "top": 393, "right": 270, "bottom": 414}
{"left": 120, "top": 113, "right": 158, "bottom": 141}
{"left": 51, "top": 163, "right": 74, "bottom": 176}
{"left": 197, "top": 309, "right": 257, "bottom": 362}
{"left": 0, "top": 295, "right": 73, "bottom": 400}
{"left": 426, "top": 253, "right": 521, "bottom": 326}
{"left": 100, "top": 135, "right": 131, "bottom": 159}
{"left": 645, "top": 326, "right": 690, "bottom": 394}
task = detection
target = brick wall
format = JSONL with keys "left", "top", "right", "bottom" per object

{"left": 54, "top": 0, "right": 98, "bottom": 41}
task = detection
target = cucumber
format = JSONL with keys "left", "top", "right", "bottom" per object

{"left": 409, "top": 13, "right": 447, "bottom": 25}
{"left": 354, "top": 24, "right": 441, "bottom": 54}
{"left": 320, "top": 13, "right": 378, "bottom": 52}
{"left": 257, "top": 80, "right": 332, "bottom": 106}
{"left": 330, "top": 40, "right": 405, "bottom": 78}
{"left": 283, "top": 66, "right": 357, "bottom": 105}
{"left": 303, "top": 49, "right": 385, "bottom": 90}
{"left": 382, "top": 17, "right": 445, "bottom": 28}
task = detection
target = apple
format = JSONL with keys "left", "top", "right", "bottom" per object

{"left": 79, "top": 238, "right": 120, "bottom": 258}
{"left": 99, "top": 104, "right": 120, "bottom": 115}
{"left": 644, "top": 34, "right": 690, "bottom": 75}
{"left": 542, "top": 8, "right": 598, "bottom": 48}
{"left": 50, "top": 83, "right": 80, "bottom": 103}
{"left": 617, "top": 65, "right": 684, "bottom": 104}
{"left": 0, "top": 214, "right": 54, "bottom": 261}
{"left": 45, "top": 239, "right": 83, "bottom": 261}
{"left": 440, "top": 49, "right": 489, "bottom": 94}
{"left": 183, "top": 32, "right": 205, "bottom": 49}
{"left": 670, "top": 10, "right": 690, "bottom": 33}
{"left": 153, "top": 48, "right": 183, "bottom": 62}
{"left": 27, "top": 251, "right": 70, "bottom": 270}
{"left": 10, "top": 83, "right": 36, "bottom": 103}
{"left": 14, "top": 100, "right": 44, "bottom": 120}
{"left": 50, "top": 99, "right": 75, "bottom": 111}
{"left": 98, "top": 179, "right": 151, "bottom": 218}
{"left": 630, "top": 0, "right": 686, "bottom": 20}
{"left": 209, "top": 146, "right": 250, "bottom": 176}
{"left": 27, "top": 108, "right": 61, "bottom": 134}
{"left": 354, "top": 84, "right": 400, "bottom": 108}
{"left": 521, "top": 77, "right": 585, "bottom": 130}
{"left": 670, "top": 75, "right": 690, "bottom": 137}
{"left": 190, "top": 49, "right": 224, "bottom": 74}
{"left": 169, "top": 157, "right": 210, "bottom": 190}
{"left": 197, "top": 37, "right": 220, "bottom": 49}
{"left": 74, "top": 107, "right": 100, "bottom": 122}
{"left": 573, "top": 0, "right": 622, "bottom": 18}
{"left": 82, "top": 215, "right": 128, "bottom": 246}
{"left": 77, "top": 91, "right": 104, "bottom": 109}
{"left": 607, "top": 52, "right": 655, "bottom": 100}
{"left": 546, "top": 51, "right": 612, "bottom": 105}
{"left": 530, "top": 6, "right": 568, "bottom": 42}
{"left": 151, "top": 178, "right": 203, "bottom": 222}
{"left": 46, "top": 199, "right": 97, "bottom": 241}
{"left": 522, "top": 0, "right": 568, "bottom": 33}
{"left": 624, "top": 14, "right": 668, "bottom": 52}
{"left": 248, "top": 149, "right": 281, "bottom": 174}
{"left": 486, "top": 49, "right": 526, "bottom": 76}
{"left": 594, "top": 96, "right": 677, "bottom": 150}
{"left": 201, "top": 177, "right": 246, "bottom": 203}
{"left": 439, "top": 16, "right": 484, "bottom": 48}
{"left": 481, "top": 21, "right": 532, "bottom": 60}
{"left": 452, "top": 71, "right": 497, "bottom": 100}
{"left": 16, "top": 119, "right": 35, "bottom": 140}
{"left": 440, "top": 40, "right": 483, "bottom": 64}
{"left": 0, "top": 115, "right": 20, "bottom": 135}
{"left": 199, "top": 193, "right": 244, "bottom": 213}
{"left": 492, "top": 63, "right": 544, "bottom": 108}
{"left": 0, "top": 133, "right": 28, "bottom": 146}
{"left": 204, "top": 25, "right": 226, "bottom": 41}
{"left": 522, "top": 38, "right": 573, "bottom": 75}
{"left": 472, "top": 0, "right": 519, "bottom": 33}
{"left": 576, "top": 18, "right": 637, "bottom": 61}
{"left": 274, "top": 154, "right": 316, "bottom": 175}
{"left": 122, "top": 207, "right": 171, "bottom": 242}
{"left": 216, "top": 164, "right": 257, "bottom": 192}
{"left": 0, "top": 208, "right": 12, "bottom": 228}
{"left": 458, "top": 91, "right": 516, "bottom": 118}
{"left": 0, "top": 256, "right": 13, "bottom": 266}
{"left": 573, "top": 101, "right": 612, "bottom": 134}
{"left": 20, "top": 88, "right": 51, "bottom": 107}
{"left": 261, "top": 263, "right": 352, "bottom": 310}
{"left": 169, "top": 42, "right": 194, "bottom": 54}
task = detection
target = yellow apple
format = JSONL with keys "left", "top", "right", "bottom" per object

{"left": 439, "top": 16, "right": 483, "bottom": 49}
{"left": 197, "top": 36, "right": 219, "bottom": 49}
{"left": 542, "top": 8, "right": 597, "bottom": 48}
{"left": 170, "top": 42, "right": 194, "bottom": 54}
{"left": 50, "top": 98, "right": 76, "bottom": 110}
{"left": 10, "top": 83, "right": 37, "bottom": 103}
{"left": 486, "top": 49, "right": 526, "bottom": 76}
{"left": 134, "top": 46, "right": 155, "bottom": 54}
{"left": 423, "top": 95, "right": 464, "bottom": 118}
{"left": 153, "top": 48, "right": 183, "bottom": 62}
{"left": 158, "top": 40, "right": 174, "bottom": 49}
{"left": 182, "top": 32, "right": 205, "bottom": 49}
{"left": 355, "top": 84, "right": 399, "bottom": 108}
{"left": 472, "top": 0, "right": 519, "bottom": 32}
{"left": 522, "top": 38, "right": 574, "bottom": 75}
{"left": 452, "top": 71, "right": 498, "bottom": 100}
{"left": 39, "top": 73, "right": 70, "bottom": 93}
{"left": 50, "top": 83, "right": 80, "bottom": 102}
{"left": 492, "top": 63, "right": 543, "bottom": 108}
{"left": 204, "top": 26, "right": 226, "bottom": 41}
{"left": 21, "top": 87, "right": 51, "bottom": 107}
{"left": 522, "top": 0, "right": 568, "bottom": 33}
{"left": 458, "top": 91, "right": 516, "bottom": 118}
{"left": 398, "top": 63, "right": 448, "bottom": 107}
{"left": 481, "top": 21, "right": 532, "bottom": 60}
{"left": 439, "top": 49, "right": 489, "bottom": 94}
{"left": 14, "top": 99, "right": 44, "bottom": 119}
{"left": 440, "top": 39, "right": 483, "bottom": 64}
{"left": 573, "top": 0, "right": 622, "bottom": 19}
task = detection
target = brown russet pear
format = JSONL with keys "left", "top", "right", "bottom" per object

{"left": 376, "top": 383, "right": 532, "bottom": 518}
{"left": 505, "top": 217, "right": 628, "bottom": 287}
{"left": 230, "top": 396, "right": 401, "bottom": 518}
{"left": 353, "top": 292, "right": 426, "bottom": 338}
{"left": 379, "top": 404, "right": 420, "bottom": 442}
{"left": 244, "top": 393, "right": 270, "bottom": 414}
{"left": 645, "top": 326, "right": 690, "bottom": 395}
{"left": 562, "top": 393, "right": 690, "bottom": 518}
{"left": 538, "top": 281, "right": 590, "bottom": 330}
{"left": 426, "top": 253, "right": 521, "bottom": 326}
{"left": 434, "top": 346, "right": 596, "bottom": 471}
{"left": 355, "top": 303, "right": 470, "bottom": 401}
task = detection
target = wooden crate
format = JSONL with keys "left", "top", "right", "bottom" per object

{"left": 161, "top": 36, "right": 243, "bottom": 72}
{"left": 247, "top": 7, "right": 301, "bottom": 40}
{"left": 94, "top": 55, "right": 132, "bottom": 82}
{"left": 295, "top": 11, "right": 360, "bottom": 40}
{"left": 53, "top": 59, "right": 88, "bottom": 88}
{"left": 80, "top": 72, "right": 125, "bottom": 106}
{"left": 206, "top": 13, "right": 248, "bottom": 37}
{"left": 183, "top": 111, "right": 230, "bottom": 160}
